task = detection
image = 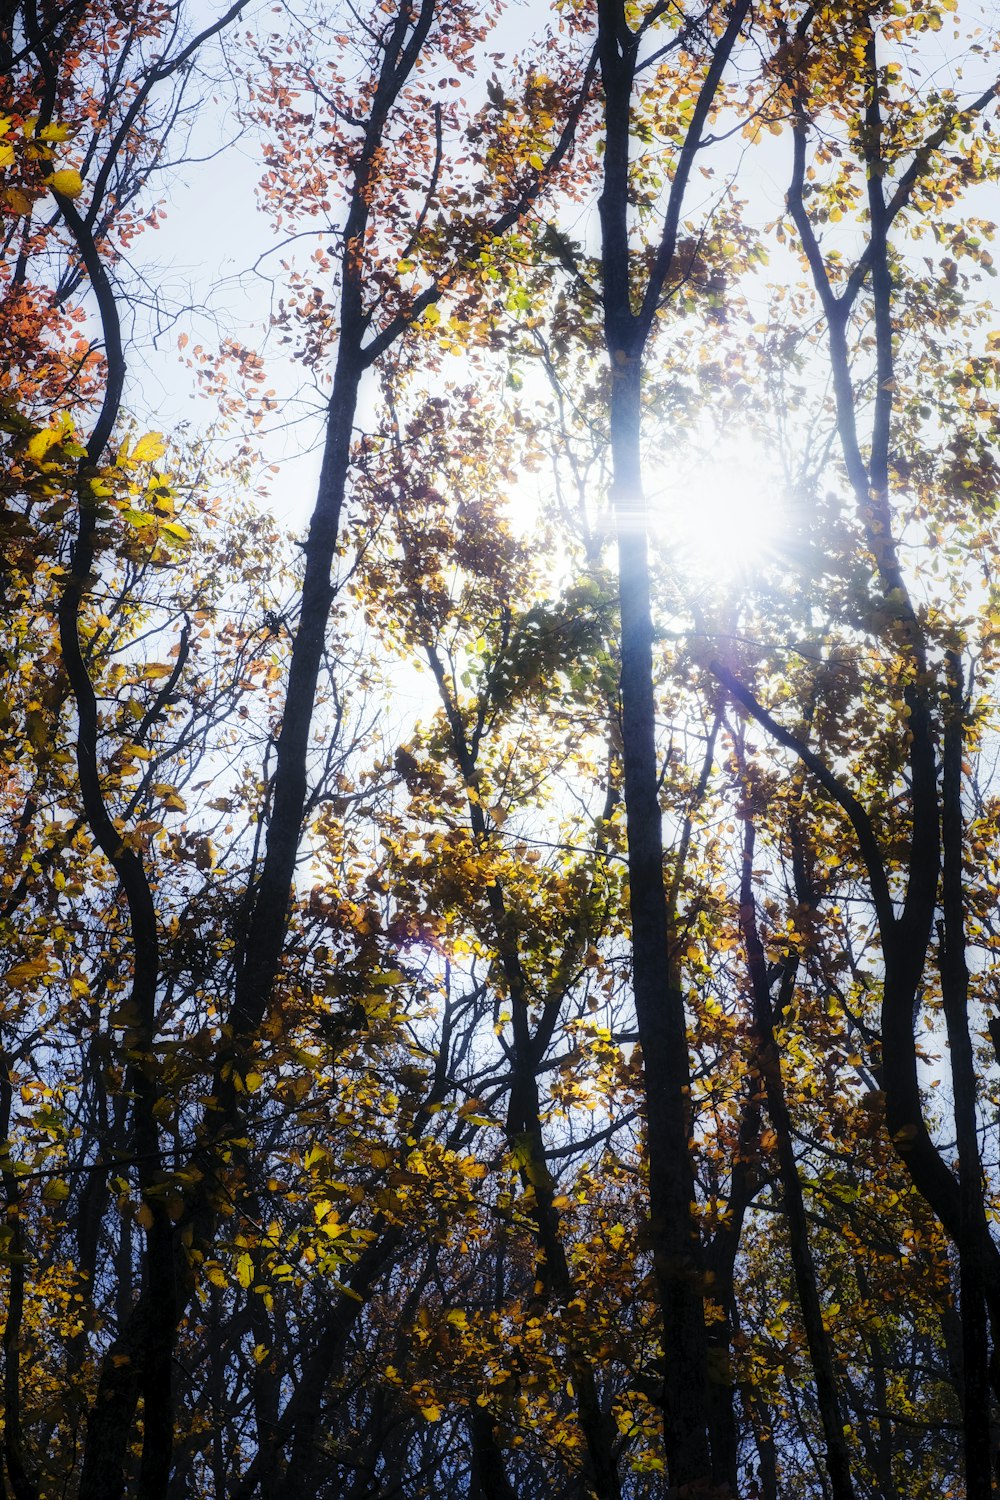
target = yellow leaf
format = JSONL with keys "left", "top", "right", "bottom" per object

{"left": 419, "top": 1403, "right": 442, "bottom": 1422}
{"left": 39, "top": 123, "right": 71, "bottom": 142}
{"left": 27, "top": 428, "right": 60, "bottom": 462}
{"left": 42, "top": 1177, "right": 70, "bottom": 1203}
{"left": 46, "top": 168, "right": 83, "bottom": 199}
{"left": 152, "top": 784, "right": 187, "bottom": 812}
{"left": 132, "top": 431, "right": 167, "bottom": 464}
{"left": 0, "top": 143, "right": 14, "bottom": 168}
{"left": 4, "top": 957, "right": 51, "bottom": 987}
{"left": 236, "top": 1252, "right": 253, "bottom": 1289}
{"left": 136, "top": 1203, "right": 154, "bottom": 1230}
{"left": 205, "top": 1264, "right": 227, "bottom": 1288}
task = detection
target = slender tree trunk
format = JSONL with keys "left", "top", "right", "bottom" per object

{"left": 231, "top": 1223, "right": 404, "bottom": 1500}
{"left": 780, "top": 30, "right": 1000, "bottom": 1485}
{"left": 940, "top": 653, "right": 993, "bottom": 1497}
{"left": 594, "top": 2, "right": 749, "bottom": 1480}
{"left": 469, "top": 1406, "right": 518, "bottom": 1500}
{"left": 851, "top": 1259, "right": 900, "bottom": 1500}
{"left": 419, "top": 636, "right": 622, "bottom": 1500}
{"left": 740, "top": 817, "right": 856, "bottom": 1500}
{"left": 1, "top": 1069, "right": 38, "bottom": 1500}
{"left": 607, "top": 349, "right": 714, "bottom": 1489}
{"left": 248, "top": 1281, "right": 282, "bottom": 1500}
{"left": 705, "top": 1084, "right": 765, "bottom": 1497}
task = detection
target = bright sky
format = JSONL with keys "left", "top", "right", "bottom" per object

{"left": 115, "top": 0, "right": 1000, "bottom": 598}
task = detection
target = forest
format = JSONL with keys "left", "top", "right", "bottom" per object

{"left": 1, "top": 0, "right": 1000, "bottom": 1495}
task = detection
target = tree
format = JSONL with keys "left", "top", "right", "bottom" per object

{"left": 712, "top": 4, "right": 1000, "bottom": 1489}
{"left": 2, "top": 0, "right": 1000, "bottom": 1496}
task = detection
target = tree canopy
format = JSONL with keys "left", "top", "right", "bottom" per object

{"left": 1, "top": 0, "right": 1000, "bottom": 1496}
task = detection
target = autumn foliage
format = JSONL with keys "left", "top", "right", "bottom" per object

{"left": 1, "top": 0, "right": 1000, "bottom": 1497}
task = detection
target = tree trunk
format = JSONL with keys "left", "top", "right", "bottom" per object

{"left": 740, "top": 818, "right": 856, "bottom": 1500}
{"left": 940, "top": 654, "right": 993, "bottom": 1497}
{"left": 607, "top": 348, "right": 714, "bottom": 1488}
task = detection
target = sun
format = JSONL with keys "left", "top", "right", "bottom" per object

{"left": 650, "top": 440, "right": 789, "bottom": 584}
